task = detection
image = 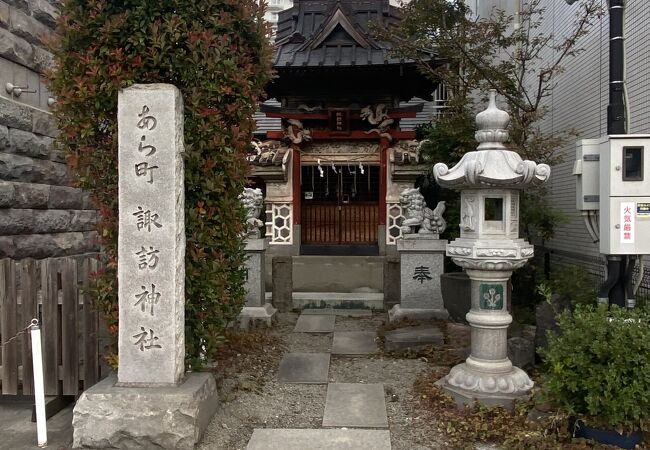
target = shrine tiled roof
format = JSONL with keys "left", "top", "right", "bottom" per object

{"left": 273, "top": 0, "right": 421, "bottom": 68}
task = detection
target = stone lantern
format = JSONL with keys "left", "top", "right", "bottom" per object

{"left": 433, "top": 90, "right": 550, "bottom": 407}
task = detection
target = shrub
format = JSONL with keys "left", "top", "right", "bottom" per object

{"left": 548, "top": 265, "right": 599, "bottom": 308}
{"left": 47, "top": 0, "right": 273, "bottom": 367}
{"left": 541, "top": 305, "right": 650, "bottom": 433}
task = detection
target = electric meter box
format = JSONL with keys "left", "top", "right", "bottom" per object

{"left": 599, "top": 135, "right": 650, "bottom": 255}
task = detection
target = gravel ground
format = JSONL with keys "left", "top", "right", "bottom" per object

{"left": 198, "top": 312, "right": 447, "bottom": 450}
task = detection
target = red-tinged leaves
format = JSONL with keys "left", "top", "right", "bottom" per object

{"left": 199, "top": 107, "right": 220, "bottom": 117}
{"left": 47, "top": 0, "right": 272, "bottom": 368}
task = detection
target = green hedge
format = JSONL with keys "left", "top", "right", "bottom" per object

{"left": 542, "top": 305, "right": 650, "bottom": 432}
{"left": 47, "top": 0, "right": 272, "bottom": 367}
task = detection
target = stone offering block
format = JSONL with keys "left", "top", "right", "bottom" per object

{"left": 398, "top": 237, "right": 446, "bottom": 310}
{"left": 293, "top": 314, "right": 336, "bottom": 333}
{"left": 246, "top": 429, "right": 391, "bottom": 450}
{"left": 384, "top": 325, "right": 444, "bottom": 352}
{"left": 331, "top": 331, "right": 377, "bottom": 356}
{"left": 278, "top": 353, "right": 330, "bottom": 384}
{"left": 322, "top": 383, "right": 388, "bottom": 428}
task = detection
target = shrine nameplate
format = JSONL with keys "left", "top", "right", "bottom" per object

{"left": 117, "top": 84, "right": 185, "bottom": 386}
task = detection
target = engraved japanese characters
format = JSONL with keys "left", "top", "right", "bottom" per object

{"left": 117, "top": 84, "right": 185, "bottom": 386}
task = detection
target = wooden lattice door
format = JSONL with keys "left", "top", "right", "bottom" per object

{"left": 301, "top": 165, "right": 379, "bottom": 245}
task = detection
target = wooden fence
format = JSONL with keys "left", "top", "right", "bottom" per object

{"left": 0, "top": 256, "right": 101, "bottom": 396}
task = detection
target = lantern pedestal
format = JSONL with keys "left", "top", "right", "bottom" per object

{"left": 436, "top": 267, "right": 533, "bottom": 409}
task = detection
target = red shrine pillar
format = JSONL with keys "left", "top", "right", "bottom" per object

{"left": 379, "top": 136, "right": 391, "bottom": 227}
{"left": 292, "top": 144, "right": 301, "bottom": 226}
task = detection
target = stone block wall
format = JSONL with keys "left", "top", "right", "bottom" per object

{"left": 0, "top": 0, "right": 99, "bottom": 259}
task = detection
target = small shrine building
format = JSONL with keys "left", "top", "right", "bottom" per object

{"left": 250, "top": 0, "right": 441, "bottom": 257}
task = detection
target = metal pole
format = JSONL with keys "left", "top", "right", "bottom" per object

{"left": 607, "top": 0, "right": 626, "bottom": 135}
{"left": 30, "top": 319, "right": 47, "bottom": 447}
{"left": 606, "top": 0, "right": 627, "bottom": 304}
{"left": 566, "top": 0, "right": 629, "bottom": 305}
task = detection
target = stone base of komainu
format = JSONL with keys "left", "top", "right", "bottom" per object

{"left": 73, "top": 373, "right": 218, "bottom": 449}
{"left": 238, "top": 237, "right": 277, "bottom": 328}
{"left": 388, "top": 235, "right": 448, "bottom": 322}
{"left": 388, "top": 188, "right": 448, "bottom": 322}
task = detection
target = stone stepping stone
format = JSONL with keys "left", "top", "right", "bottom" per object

{"left": 384, "top": 325, "right": 444, "bottom": 352}
{"left": 278, "top": 353, "right": 330, "bottom": 384}
{"left": 322, "top": 383, "right": 388, "bottom": 428}
{"left": 331, "top": 331, "right": 377, "bottom": 355}
{"left": 293, "top": 314, "right": 336, "bottom": 333}
{"left": 246, "top": 428, "right": 391, "bottom": 450}
{"left": 302, "top": 308, "right": 372, "bottom": 317}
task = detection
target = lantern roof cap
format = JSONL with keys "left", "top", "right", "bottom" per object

{"left": 433, "top": 90, "right": 550, "bottom": 189}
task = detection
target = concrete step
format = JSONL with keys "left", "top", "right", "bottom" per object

{"left": 292, "top": 292, "right": 384, "bottom": 310}
{"left": 292, "top": 255, "right": 385, "bottom": 293}
{"left": 265, "top": 291, "right": 384, "bottom": 310}
{"left": 302, "top": 308, "right": 372, "bottom": 317}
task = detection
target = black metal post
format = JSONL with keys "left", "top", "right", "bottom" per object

{"left": 607, "top": 0, "right": 626, "bottom": 135}
{"left": 598, "top": 257, "right": 621, "bottom": 305}
{"left": 624, "top": 256, "right": 637, "bottom": 308}
{"left": 602, "top": 0, "right": 628, "bottom": 305}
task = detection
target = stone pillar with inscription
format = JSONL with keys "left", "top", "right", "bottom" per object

{"left": 432, "top": 90, "right": 550, "bottom": 409}
{"left": 388, "top": 187, "right": 449, "bottom": 322}
{"left": 73, "top": 84, "right": 218, "bottom": 450}
{"left": 238, "top": 187, "right": 276, "bottom": 327}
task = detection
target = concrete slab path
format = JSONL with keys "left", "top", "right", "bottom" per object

{"left": 293, "top": 314, "right": 336, "bottom": 333}
{"left": 384, "top": 325, "right": 444, "bottom": 352}
{"left": 0, "top": 402, "right": 73, "bottom": 450}
{"left": 278, "top": 353, "right": 331, "bottom": 384}
{"left": 331, "top": 331, "right": 378, "bottom": 355}
{"left": 246, "top": 428, "right": 391, "bottom": 450}
{"left": 322, "top": 383, "right": 388, "bottom": 428}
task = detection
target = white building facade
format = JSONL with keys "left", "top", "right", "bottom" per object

{"left": 263, "top": 0, "right": 409, "bottom": 33}
{"left": 264, "top": 0, "right": 294, "bottom": 34}
{"left": 471, "top": 0, "right": 650, "bottom": 286}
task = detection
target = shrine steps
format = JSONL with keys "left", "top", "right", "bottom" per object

{"left": 292, "top": 292, "right": 384, "bottom": 310}
{"left": 265, "top": 292, "right": 384, "bottom": 311}
{"left": 291, "top": 255, "right": 384, "bottom": 293}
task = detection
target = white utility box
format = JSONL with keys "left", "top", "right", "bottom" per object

{"left": 599, "top": 135, "right": 650, "bottom": 255}
{"left": 573, "top": 139, "right": 601, "bottom": 211}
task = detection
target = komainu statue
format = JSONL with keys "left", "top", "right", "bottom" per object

{"left": 240, "top": 188, "right": 264, "bottom": 238}
{"left": 399, "top": 187, "right": 446, "bottom": 235}
{"left": 390, "top": 139, "right": 431, "bottom": 165}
